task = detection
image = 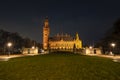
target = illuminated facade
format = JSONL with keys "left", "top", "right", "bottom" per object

{"left": 43, "top": 18, "right": 82, "bottom": 50}
{"left": 22, "top": 47, "right": 38, "bottom": 54}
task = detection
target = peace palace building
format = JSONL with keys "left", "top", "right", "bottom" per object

{"left": 43, "top": 18, "right": 82, "bottom": 51}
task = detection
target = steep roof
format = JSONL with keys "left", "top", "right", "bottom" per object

{"left": 49, "top": 33, "right": 74, "bottom": 41}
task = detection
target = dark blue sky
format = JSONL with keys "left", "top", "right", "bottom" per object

{"left": 0, "top": 0, "right": 120, "bottom": 45}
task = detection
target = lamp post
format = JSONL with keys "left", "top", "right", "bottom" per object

{"left": 111, "top": 43, "right": 116, "bottom": 48}
{"left": 32, "top": 46, "right": 35, "bottom": 49}
{"left": 31, "top": 46, "right": 35, "bottom": 54}
{"left": 110, "top": 43, "right": 116, "bottom": 55}
{"left": 7, "top": 42, "right": 12, "bottom": 56}
{"left": 89, "top": 46, "right": 93, "bottom": 49}
{"left": 89, "top": 46, "right": 93, "bottom": 54}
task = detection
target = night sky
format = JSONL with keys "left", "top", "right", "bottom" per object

{"left": 0, "top": 0, "right": 120, "bottom": 45}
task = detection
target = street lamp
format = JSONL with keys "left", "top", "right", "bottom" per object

{"left": 110, "top": 43, "right": 116, "bottom": 55}
{"left": 89, "top": 46, "right": 93, "bottom": 54}
{"left": 7, "top": 42, "right": 12, "bottom": 56}
{"left": 89, "top": 46, "right": 93, "bottom": 49}
{"left": 32, "top": 46, "right": 35, "bottom": 49}
{"left": 111, "top": 43, "right": 116, "bottom": 48}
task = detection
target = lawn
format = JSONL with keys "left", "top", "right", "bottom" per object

{"left": 0, "top": 53, "right": 120, "bottom": 80}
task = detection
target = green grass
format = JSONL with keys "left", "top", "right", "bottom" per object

{"left": 0, "top": 53, "right": 120, "bottom": 80}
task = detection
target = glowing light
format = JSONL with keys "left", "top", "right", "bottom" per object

{"left": 111, "top": 43, "right": 116, "bottom": 48}
{"left": 32, "top": 46, "right": 35, "bottom": 49}
{"left": 7, "top": 42, "right": 12, "bottom": 47}
{"left": 89, "top": 46, "right": 93, "bottom": 49}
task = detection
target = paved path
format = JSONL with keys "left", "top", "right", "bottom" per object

{"left": 0, "top": 54, "right": 120, "bottom": 62}
{"left": 86, "top": 54, "right": 120, "bottom": 63}
{"left": 0, "top": 54, "right": 39, "bottom": 61}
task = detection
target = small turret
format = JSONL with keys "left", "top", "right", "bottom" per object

{"left": 44, "top": 17, "right": 49, "bottom": 28}
{"left": 76, "top": 32, "right": 80, "bottom": 40}
{"left": 75, "top": 32, "right": 82, "bottom": 49}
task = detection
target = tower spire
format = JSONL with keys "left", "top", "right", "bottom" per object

{"left": 44, "top": 17, "right": 49, "bottom": 28}
{"left": 76, "top": 32, "right": 79, "bottom": 40}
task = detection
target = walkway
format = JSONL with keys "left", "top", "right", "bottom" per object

{"left": 86, "top": 54, "right": 120, "bottom": 63}
{"left": 0, "top": 54, "right": 39, "bottom": 61}
{"left": 1, "top": 53, "right": 120, "bottom": 63}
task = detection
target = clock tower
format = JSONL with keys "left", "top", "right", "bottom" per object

{"left": 43, "top": 18, "right": 50, "bottom": 50}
